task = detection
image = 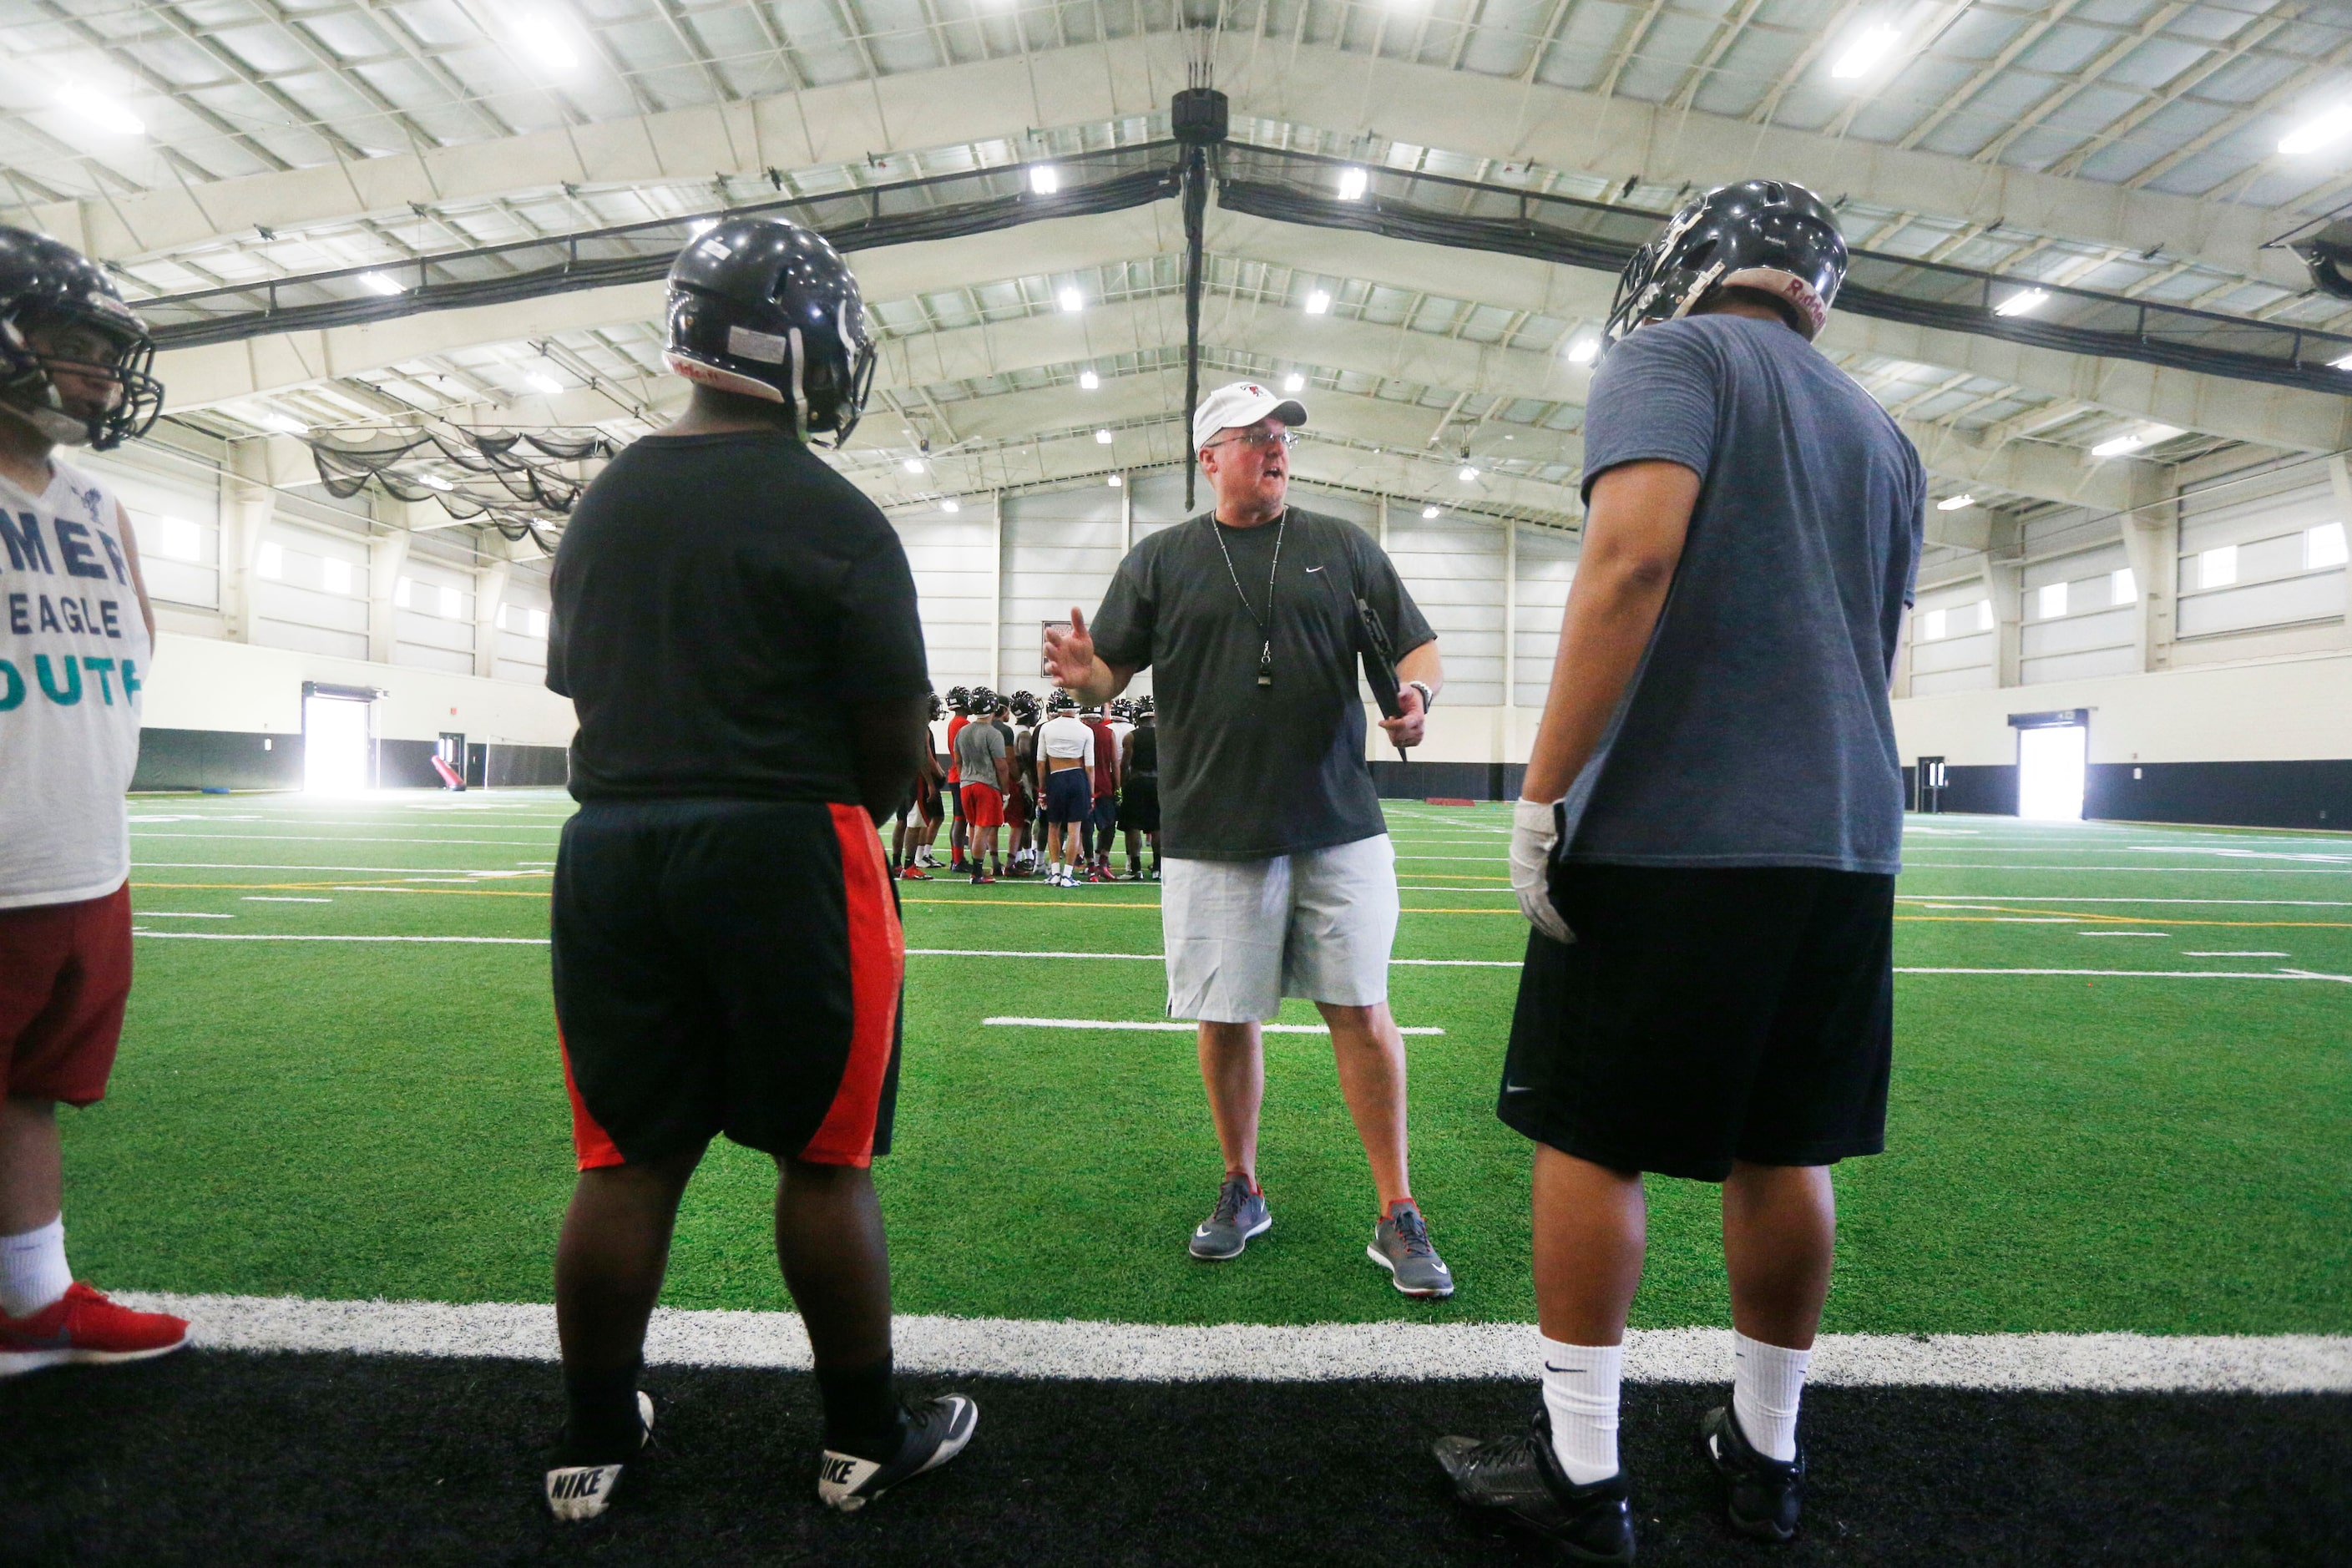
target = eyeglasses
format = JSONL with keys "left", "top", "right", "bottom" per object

{"left": 1203, "top": 428, "right": 1298, "bottom": 452}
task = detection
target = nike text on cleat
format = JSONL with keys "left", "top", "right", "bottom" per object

{"left": 1188, "top": 1174, "right": 1271, "bottom": 1260}
{"left": 0, "top": 1282, "right": 189, "bottom": 1378}
{"left": 1700, "top": 1404, "right": 1803, "bottom": 1542}
{"left": 1368, "top": 1200, "right": 1455, "bottom": 1297}
{"left": 817, "top": 1394, "right": 978, "bottom": 1513}
{"left": 545, "top": 1391, "right": 654, "bottom": 1522}
{"left": 1433, "top": 1408, "right": 1634, "bottom": 1564}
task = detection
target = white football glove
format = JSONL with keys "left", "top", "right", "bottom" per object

{"left": 1510, "top": 797, "right": 1574, "bottom": 945}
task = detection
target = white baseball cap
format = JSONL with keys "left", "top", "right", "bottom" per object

{"left": 1191, "top": 380, "right": 1308, "bottom": 453}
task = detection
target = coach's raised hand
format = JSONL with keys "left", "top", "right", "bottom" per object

{"left": 1044, "top": 606, "right": 1122, "bottom": 705}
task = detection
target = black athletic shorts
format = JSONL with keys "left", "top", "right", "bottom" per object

{"left": 553, "top": 799, "right": 904, "bottom": 1170}
{"left": 1118, "top": 776, "right": 1160, "bottom": 832}
{"left": 1044, "top": 766, "right": 1090, "bottom": 825}
{"left": 1500, "top": 862, "right": 1893, "bottom": 1183}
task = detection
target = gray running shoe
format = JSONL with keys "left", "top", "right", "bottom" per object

{"left": 1370, "top": 1200, "right": 1455, "bottom": 1297}
{"left": 1188, "top": 1175, "right": 1271, "bottom": 1260}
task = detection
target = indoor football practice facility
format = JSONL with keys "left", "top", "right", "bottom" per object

{"left": 0, "top": 2, "right": 2347, "bottom": 1564}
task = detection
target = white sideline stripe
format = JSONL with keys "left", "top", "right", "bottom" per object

{"left": 1905, "top": 863, "right": 2352, "bottom": 874}
{"left": 113, "top": 1292, "right": 2352, "bottom": 1393}
{"left": 134, "top": 930, "right": 548, "bottom": 944}
{"left": 119, "top": 934, "right": 2351, "bottom": 982}
{"left": 1897, "top": 897, "right": 2352, "bottom": 907}
{"left": 1897, "top": 967, "right": 2352, "bottom": 983}
{"left": 133, "top": 834, "right": 554, "bottom": 846}
{"left": 136, "top": 862, "right": 545, "bottom": 874}
{"left": 986, "top": 1016, "right": 1446, "bottom": 1035}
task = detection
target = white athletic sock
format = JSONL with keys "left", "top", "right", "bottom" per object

{"left": 1539, "top": 1336, "right": 1623, "bottom": 1485}
{"left": 1732, "top": 1331, "right": 1809, "bottom": 1462}
{"left": 0, "top": 1217, "right": 71, "bottom": 1318}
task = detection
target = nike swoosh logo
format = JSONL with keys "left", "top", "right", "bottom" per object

{"left": 1305, "top": 565, "right": 1323, "bottom": 573}
{"left": 1504, "top": 1082, "right": 1534, "bottom": 1094}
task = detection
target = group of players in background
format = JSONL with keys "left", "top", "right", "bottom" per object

{"left": 891, "top": 685, "right": 1161, "bottom": 886}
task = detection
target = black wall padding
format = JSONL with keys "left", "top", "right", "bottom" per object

{"left": 132, "top": 728, "right": 304, "bottom": 792}
{"left": 2086, "top": 761, "right": 2352, "bottom": 832}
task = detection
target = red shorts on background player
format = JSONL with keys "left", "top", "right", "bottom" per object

{"left": 0, "top": 225, "right": 189, "bottom": 1377}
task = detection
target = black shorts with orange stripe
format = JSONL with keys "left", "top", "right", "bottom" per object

{"left": 552, "top": 798, "right": 904, "bottom": 1170}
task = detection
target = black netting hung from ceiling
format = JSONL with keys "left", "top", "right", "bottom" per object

{"left": 305, "top": 425, "right": 615, "bottom": 549}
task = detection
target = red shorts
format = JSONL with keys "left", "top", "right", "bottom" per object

{"left": 959, "top": 783, "right": 1004, "bottom": 831}
{"left": 1004, "top": 784, "right": 1032, "bottom": 830}
{"left": 0, "top": 883, "right": 132, "bottom": 1106}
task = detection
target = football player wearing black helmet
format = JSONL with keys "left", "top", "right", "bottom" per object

{"left": 545, "top": 216, "right": 974, "bottom": 1523}
{"left": 1449, "top": 180, "right": 1917, "bottom": 1556}
{"left": 664, "top": 218, "right": 875, "bottom": 443}
{"left": 0, "top": 228, "right": 164, "bottom": 454}
{"left": 0, "top": 226, "right": 185, "bottom": 1394}
{"left": 1601, "top": 180, "right": 1848, "bottom": 353}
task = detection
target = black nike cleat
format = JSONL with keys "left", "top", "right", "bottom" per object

{"left": 1700, "top": 1404, "right": 1803, "bottom": 1543}
{"left": 817, "top": 1394, "right": 979, "bottom": 1513}
{"left": 1433, "top": 1409, "right": 1634, "bottom": 1564}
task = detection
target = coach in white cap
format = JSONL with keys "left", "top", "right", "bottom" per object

{"left": 1044, "top": 380, "right": 1454, "bottom": 1297}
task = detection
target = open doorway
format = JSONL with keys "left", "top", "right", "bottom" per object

{"left": 2013, "top": 711, "right": 2089, "bottom": 822}
{"left": 302, "top": 682, "right": 379, "bottom": 793}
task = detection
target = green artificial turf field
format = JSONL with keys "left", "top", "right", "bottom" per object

{"left": 67, "top": 791, "right": 2351, "bottom": 1339}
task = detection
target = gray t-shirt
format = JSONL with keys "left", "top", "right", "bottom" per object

{"left": 953, "top": 719, "right": 1006, "bottom": 792}
{"left": 1090, "top": 508, "right": 1434, "bottom": 861}
{"left": 1563, "top": 313, "right": 1925, "bottom": 873}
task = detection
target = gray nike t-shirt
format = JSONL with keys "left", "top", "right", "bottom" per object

{"left": 1090, "top": 508, "right": 1432, "bottom": 861}
{"left": 953, "top": 719, "right": 1006, "bottom": 792}
{"left": 1561, "top": 312, "right": 1925, "bottom": 873}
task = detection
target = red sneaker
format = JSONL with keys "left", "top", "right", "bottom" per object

{"left": 0, "top": 1282, "right": 190, "bottom": 1377}
{"left": 898, "top": 865, "right": 933, "bottom": 880}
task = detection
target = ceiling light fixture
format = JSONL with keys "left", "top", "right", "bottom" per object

{"left": 1095, "top": 428, "right": 1113, "bottom": 445}
{"left": 1305, "top": 289, "right": 1332, "bottom": 315}
{"left": 1565, "top": 335, "right": 1599, "bottom": 364}
{"left": 1338, "top": 167, "right": 1368, "bottom": 201}
{"left": 941, "top": 498, "right": 961, "bottom": 513}
{"left": 261, "top": 412, "right": 306, "bottom": 436}
{"left": 903, "top": 458, "right": 926, "bottom": 473}
{"left": 1029, "top": 165, "right": 1061, "bottom": 195}
{"left": 1079, "top": 369, "right": 1100, "bottom": 390}
{"left": 524, "top": 372, "right": 564, "bottom": 395}
{"left": 1107, "top": 473, "right": 1123, "bottom": 488}
{"left": 1829, "top": 23, "right": 1900, "bottom": 79}
{"left": 1421, "top": 505, "right": 1440, "bottom": 519}
{"left": 2330, "top": 352, "right": 2352, "bottom": 371}
{"left": 56, "top": 83, "right": 144, "bottom": 137}
{"left": 1993, "top": 287, "right": 2050, "bottom": 317}
{"left": 2279, "top": 105, "right": 2352, "bottom": 157}
{"left": 1058, "top": 286, "right": 1084, "bottom": 313}
{"left": 1936, "top": 493, "right": 1975, "bottom": 512}
{"left": 357, "top": 271, "right": 405, "bottom": 296}
{"left": 517, "top": 13, "right": 579, "bottom": 69}
{"left": 1282, "top": 372, "right": 1305, "bottom": 392}
{"left": 1458, "top": 466, "right": 1478, "bottom": 483}
{"left": 2091, "top": 433, "right": 2145, "bottom": 458}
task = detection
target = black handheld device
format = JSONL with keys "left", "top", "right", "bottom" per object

{"left": 1354, "top": 595, "right": 1412, "bottom": 757}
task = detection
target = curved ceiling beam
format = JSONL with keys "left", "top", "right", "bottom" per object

{"left": 48, "top": 33, "right": 2312, "bottom": 296}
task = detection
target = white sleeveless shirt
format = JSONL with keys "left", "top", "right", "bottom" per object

{"left": 0, "top": 459, "right": 150, "bottom": 910}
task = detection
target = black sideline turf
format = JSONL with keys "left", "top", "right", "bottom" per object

{"left": 3, "top": 1351, "right": 2345, "bottom": 1565}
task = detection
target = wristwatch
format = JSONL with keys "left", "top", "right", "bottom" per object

{"left": 1407, "top": 680, "right": 1435, "bottom": 713}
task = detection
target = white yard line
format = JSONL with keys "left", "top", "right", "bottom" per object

{"left": 2183, "top": 951, "right": 2289, "bottom": 958}
{"left": 1897, "top": 967, "right": 2352, "bottom": 983}
{"left": 133, "top": 834, "right": 557, "bottom": 847}
{"left": 1904, "top": 864, "right": 2352, "bottom": 874}
{"left": 242, "top": 896, "right": 332, "bottom": 903}
{"left": 986, "top": 1017, "right": 1445, "bottom": 1035}
{"left": 1896, "top": 897, "right": 2352, "bottom": 906}
{"left": 114, "top": 1292, "right": 2352, "bottom": 1393}
{"left": 135, "top": 913, "right": 233, "bottom": 919}
{"left": 136, "top": 862, "right": 548, "bottom": 875}
{"left": 133, "top": 931, "right": 548, "bottom": 944}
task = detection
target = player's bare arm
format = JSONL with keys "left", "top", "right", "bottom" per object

{"left": 851, "top": 692, "right": 937, "bottom": 827}
{"left": 1520, "top": 461, "right": 1698, "bottom": 802}
{"left": 114, "top": 500, "right": 154, "bottom": 645}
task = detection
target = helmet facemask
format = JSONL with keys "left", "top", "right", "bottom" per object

{"left": 0, "top": 306, "right": 162, "bottom": 451}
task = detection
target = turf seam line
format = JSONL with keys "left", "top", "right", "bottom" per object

{"left": 113, "top": 1293, "right": 2352, "bottom": 1393}
{"left": 983, "top": 1016, "right": 1447, "bottom": 1034}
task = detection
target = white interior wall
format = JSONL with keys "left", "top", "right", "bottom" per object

{"left": 142, "top": 630, "right": 576, "bottom": 746}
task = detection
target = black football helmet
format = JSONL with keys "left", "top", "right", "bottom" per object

{"left": 968, "top": 685, "right": 999, "bottom": 715}
{"left": 1109, "top": 697, "right": 1136, "bottom": 723}
{"left": 664, "top": 217, "right": 874, "bottom": 444}
{"left": 1133, "top": 695, "right": 1154, "bottom": 720}
{"left": 945, "top": 685, "right": 972, "bottom": 715}
{"left": 928, "top": 691, "right": 944, "bottom": 721}
{"left": 1601, "top": 180, "right": 1847, "bottom": 353}
{"left": 1047, "top": 690, "right": 1078, "bottom": 715}
{"left": 1006, "top": 689, "right": 1040, "bottom": 726}
{"left": 0, "top": 227, "right": 163, "bottom": 451}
